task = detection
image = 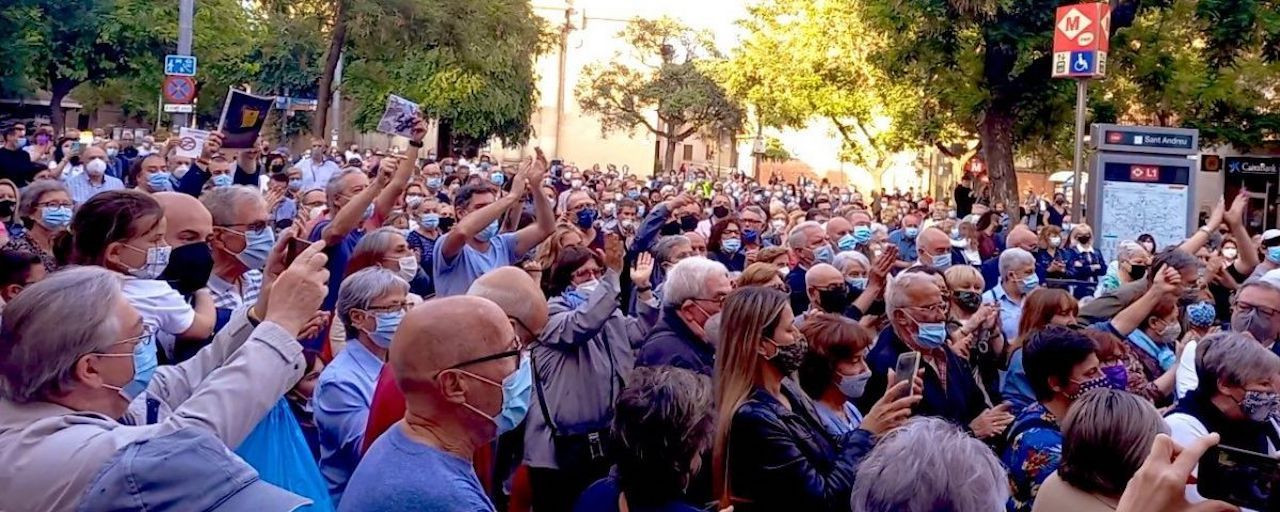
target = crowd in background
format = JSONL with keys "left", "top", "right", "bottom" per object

{"left": 0, "top": 115, "right": 1275, "bottom": 512}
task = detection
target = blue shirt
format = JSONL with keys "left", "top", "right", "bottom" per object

{"left": 315, "top": 340, "right": 384, "bottom": 505}
{"left": 1000, "top": 349, "right": 1036, "bottom": 415}
{"left": 64, "top": 172, "right": 124, "bottom": 206}
{"left": 813, "top": 401, "right": 864, "bottom": 437}
{"left": 309, "top": 220, "right": 365, "bottom": 311}
{"left": 338, "top": 424, "right": 494, "bottom": 512}
{"left": 431, "top": 232, "right": 518, "bottom": 297}
{"left": 983, "top": 284, "right": 1024, "bottom": 344}
{"left": 574, "top": 475, "right": 703, "bottom": 512}
{"left": 888, "top": 228, "right": 918, "bottom": 262}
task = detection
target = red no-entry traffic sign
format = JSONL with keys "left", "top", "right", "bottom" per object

{"left": 163, "top": 75, "right": 197, "bottom": 104}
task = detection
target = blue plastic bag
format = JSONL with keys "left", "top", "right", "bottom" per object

{"left": 236, "top": 398, "right": 335, "bottom": 512}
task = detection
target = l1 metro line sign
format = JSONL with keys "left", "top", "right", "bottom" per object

{"left": 1053, "top": 3, "right": 1111, "bottom": 78}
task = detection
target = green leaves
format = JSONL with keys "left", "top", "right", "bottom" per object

{"left": 576, "top": 17, "right": 744, "bottom": 170}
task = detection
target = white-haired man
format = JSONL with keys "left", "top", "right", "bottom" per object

{"left": 785, "top": 221, "right": 833, "bottom": 314}
{"left": 636, "top": 257, "right": 731, "bottom": 376}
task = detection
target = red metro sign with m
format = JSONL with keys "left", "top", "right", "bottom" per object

{"left": 1052, "top": 3, "right": 1111, "bottom": 79}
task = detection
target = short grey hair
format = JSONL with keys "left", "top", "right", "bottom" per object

{"left": 662, "top": 257, "right": 729, "bottom": 307}
{"left": 336, "top": 266, "right": 409, "bottom": 340}
{"left": 885, "top": 271, "right": 939, "bottom": 318}
{"left": 326, "top": 168, "right": 366, "bottom": 208}
{"left": 833, "top": 251, "right": 870, "bottom": 274}
{"left": 1196, "top": 331, "right": 1280, "bottom": 391}
{"left": 1115, "top": 240, "right": 1148, "bottom": 263}
{"left": 741, "top": 205, "right": 766, "bottom": 220}
{"left": 998, "top": 248, "right": 1035, "bottom": 277}
{"left": 0, "top": 266, "right": 124, "bottom": 402}
{"left": 1059, "top": 388, "right": 1168, "bottom": 496}
{"left": 200, "top": 185, "right": 263, "bottom": 226}
{"left": 18, "top": 179, "right": 69, "bottom": 220}
{"left": 787, "top": 221, "right": 822, "bottom": 249}
{"left": 653, "top": 235, "right": 691, "bottom": 265}
{"left": 851, "top": 417, "right": 1008, "bottom": 512}
{"left": 352, "top": 227, "right": 405, "bottom": 262}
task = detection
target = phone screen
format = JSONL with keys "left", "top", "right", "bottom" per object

{"left": 284, "top": 237, "right": 311, "bottom": 267}
{"left": 1198, "top": 444, "right": 1280, "bottom": 510}
{"left": 893, "top": 351, "right": 921, "bottom": 399}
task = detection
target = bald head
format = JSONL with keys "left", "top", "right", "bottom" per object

{"left": 1006, "top": 225, "right": 1038, "bottom": 252}
{"left": 805, "top": 263, "right": 844, "bottom": 289}
{"left": 916, "top": 227, "right": 951, "bottom": 263}
{"left": 468, "top": 266, "right": 549, "bottom": 343}
{"left": 826, "top": 217, "right": 852, "bottom": 242}
{"left": 153, "top": 192, "right": 212, "bottom": 247}
{"left": 393, "top": 296, "right": 513, "bottom": 382}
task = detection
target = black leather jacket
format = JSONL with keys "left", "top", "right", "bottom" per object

{"left": 725, "top": 381, "right": 875, "bottom": 512}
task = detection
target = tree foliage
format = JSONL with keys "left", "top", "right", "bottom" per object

{"left": 577, "top": 17, "right": 745, "bottom": 173}
{"left": 341, "top": 0, "right": 549, "bottom": 152}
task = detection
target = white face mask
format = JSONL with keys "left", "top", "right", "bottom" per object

{"left": 395, "top": 255, "right": 418, "bottom": 282}
{"left": 1223, "top": 248, "right": 1238, "bottom": 259}
{"left": 85, "top": 158, "right": 108, "bottom": 176}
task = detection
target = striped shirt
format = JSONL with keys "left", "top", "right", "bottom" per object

{"left": 64, "top": 171, "right": 124, "bottom": 206}
{"left": 207, "top": 270, "right": 264, "bottom": 310}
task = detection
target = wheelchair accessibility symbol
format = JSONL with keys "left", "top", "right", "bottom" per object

{"left": 1069, "top": 51, "right": 1095, "bottom": 74}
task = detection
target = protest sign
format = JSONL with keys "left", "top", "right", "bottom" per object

{"left": 217, "top": 88, "right": 275, "bottom": 149}
{"left": 375, "top": 94, "right": 422, "bottom": 138}
{"left": 174, "top": 127, "right": 210, "bottom": 159}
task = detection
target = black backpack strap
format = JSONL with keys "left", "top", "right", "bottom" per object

{"left": 530, "top": 347, "right": 560, "bottom": 437}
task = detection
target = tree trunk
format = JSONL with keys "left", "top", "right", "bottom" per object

{"left": 436, "top": 118, "right": 453, "bottom": 158}
{"left": 48, "top": 80, "right": 74, "bottom": 136}
{"left": 313, "top": 0, "right": 347, "bottom": 137}
{"left": 979, "top": 103, "right": 1020, "bottom": 222}
{"left": 662, "top": 125, "right": 679, "bottom": 173}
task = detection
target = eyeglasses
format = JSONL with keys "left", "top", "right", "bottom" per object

{"left": 439, "top": 346, "right": 525, "bottom": 375}
{"left": 909, "top": 302, "right": 950, "bottom": 315}
{"left": 366, "top": 302, "right": 412, "bottom": 314}
{"left": 37, "top": 201, "right": 73, "bottom": 209}
{"left": 218, "top": 221, "right": 270, "bottom": 233}
{"left": 573, "top": 266, "right": 604, "bottom": 281}
{"left": 1235, "top": 301, "right": 1280, "bottom": 320}
{"left": 103, "top": 325, "right": 156, "bottom": 351}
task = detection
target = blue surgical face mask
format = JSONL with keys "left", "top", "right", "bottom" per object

{"left": 421, "top": 213, "right": 440, "bottom": 229}
{"left": 148, "top": 172, "right": 174, "bottom": 192}
{"left": 362, "top": 203, "right": 375, "bottom": 221}
{"left": 722, "top": 237, "right": 742, "bottom": 253}
{"left": 1019, "top": 273, "right": 1040, "bottom": 294}
{"left": 1268, "top": 246, "right": 1280, "bottom": 264}
{"left": 853, "top": 226, "right": 872, "bottom": 244}
{"left": 365, "top": 309, "right": 405, "bottom": 349}
{"left": 846, "top": 277, "right": 868, "bottom": 290}
{"left": 931, "top": 252, "right": 952, "bottom": 269}
{"left": 97, "top": 331, "right": 159, "bottom": 402}
{"left": 211, "top": 174, "right": 233, "bottom": 188}
{"left": 837, "top": 233, "right": 857, "bottom": 252}
{"left": 904, "top": 227, "right": 920, "bottom": 239}
{"left": 476, "top": 219, "right": 500, "bottom": 242}
{"left": 813, "top": 244, "right": 834, "bottom": 265}
{"left": 452, "top": 353, "right": 533, "bottom": 435}
{"left": 837, "top": 369, "right": 872, "bottom": 399}
{"left": 41, "top": 205, "right": 72, "bottom": 229}
{"left": 427, "top": 177, "right": 443, "bottom": 189}
{"left": 232, "top": 226, "right": 275, "bottom": 270}
{"left": 491, "top": 172, "right": 506, "bottom": 186}
{"left": 909, "top": 313, "right": 948, "bottom": 349}
{"left": 15, "top": 137, "right": 27, "bottom": 149}
{"left": 288, "top": 179, "right": 302, "bottom": 192}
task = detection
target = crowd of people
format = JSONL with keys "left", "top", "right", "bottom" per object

{"left": 0, "top": 115, "right": 1274, "bottom": 512}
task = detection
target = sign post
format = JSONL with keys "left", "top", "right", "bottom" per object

{"left": 1053, "top": 2, "right": 1111, "bottom": 223}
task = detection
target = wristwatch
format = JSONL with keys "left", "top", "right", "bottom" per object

{"left": 408, "top": 140, "right": 424, "bottom": 148}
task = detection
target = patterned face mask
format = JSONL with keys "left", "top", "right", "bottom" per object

{"left": 1067, "top": 375, "right": 1109, "bottom": 401}
{"left": 1186, "top": 301, "right": 1217, "bottom": 328}
{"left": 1238, "top": 390, "right": 1280, "bottom": 423}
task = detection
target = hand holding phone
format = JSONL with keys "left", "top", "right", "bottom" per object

{"left": 893, "top": 351, "right": 921, "bottom": 400}
{"left": 284, "top": 237, "right": 312, "bottom": 267}
{"left": 1198, "top": 443, "right": 1280, "bottom": 511}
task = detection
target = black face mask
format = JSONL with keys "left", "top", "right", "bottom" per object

{"left": 713, "top": 205, "right": 730, "bottom": 219}
{"left": 438, "top": 217, "right": 456, "bottom": 232}
{"left": 680, "top": 214, "right": 699, "bottom": 233}
{"left": 660, "top": 220, "right": 682, "bottom": 236}
{"left": 815, "top": 284, "right": 852, "bottom": 313}
{"left": 0, "top": 200, "right": 14, "bottom": 219}
{"left": 1078, "top": 235, "right": 1092, "bottom": 245}
{"left": 159, "top": 242, "right": 214, "bottom": 296}
{"left": 1128, "top": 264, "right": 1147, "bottom": 281}
{"left": 954, "top": 290, "right": 983, "bottom": 313}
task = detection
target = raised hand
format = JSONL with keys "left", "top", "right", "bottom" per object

{"left": 263, "top": 240, "right": 330, "bottom": 336}
{"left": 1153, "top": 266, "right": 1181, "bottom": 295}
{"left": 1225, "top": 190, "right": 1248, "bottom": 228}
{"left": 869, "top": 245, "right": 898, "bottom": 289}
{"left": 1115, "top": 433, "right": 1235, "bottom": 512}
{"left": 859, "top": 369, "right": 923, "bottom": 436}
{"left": 632, "top": 252, "right": 655, "bottom": 287}
{"left": 602, "top": 233, "right": 625, "bottom": 273}
{"left": 409, "top": 117, "right": 428, "bottom": 143}
{"left": 201, "top": 132, "right": 224, "bottom": 161}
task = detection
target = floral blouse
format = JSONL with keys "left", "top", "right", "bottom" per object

{"left": 1002, "top": 402, "right": 1062, "bottom": 512}
{"left": 2, "top": 232, "right": 57, "bottom": 273}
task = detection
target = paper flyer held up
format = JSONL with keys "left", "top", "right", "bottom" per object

{"left": 174, "top": 127, "right": 210, "bottom": 159}
{"left": 376, "top": 94, "right": 422, "bottom": 138}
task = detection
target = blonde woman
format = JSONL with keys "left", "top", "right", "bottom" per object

{"left": 736, "top": 262, "right": 787, "bottom": 292}
{"left": 711, "top": 287, "right": 919, "bottom": 511}
{"left": 534, "top": 222, "right": 584, "bottom": 292}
